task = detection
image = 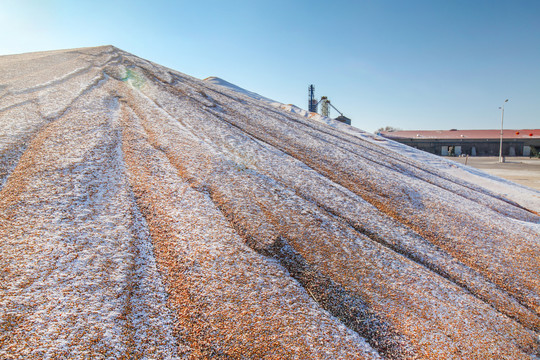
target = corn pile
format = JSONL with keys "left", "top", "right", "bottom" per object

{"left": 0, "top": 46, "right": 538, "bottom": 359}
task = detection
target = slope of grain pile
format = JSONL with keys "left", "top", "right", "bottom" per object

{"left": 0, "top": 46, "right": 539, "bottom": 359}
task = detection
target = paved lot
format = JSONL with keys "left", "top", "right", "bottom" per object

{"left": 450, "top": 156, "right": 540, "bottom": 191}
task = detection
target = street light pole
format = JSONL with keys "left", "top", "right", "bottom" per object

{"left": 499, "top": 99, "right": 508, "bottom": 163}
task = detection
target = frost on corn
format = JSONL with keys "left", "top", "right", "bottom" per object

{"left": 0, "top": 82, "right": 179, "bottom": 358}
{"left": 118, "top": 71, "right": 539, "bottom": 358}
{"left": 1, "top": 46, "right": 539, "bottom": 359}
{"left": 119, "top": 100, "right": 382, "bottom": 359}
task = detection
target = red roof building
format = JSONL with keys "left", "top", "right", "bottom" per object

{"left": 379, "top": 129, "right": 540, "bottom": 157}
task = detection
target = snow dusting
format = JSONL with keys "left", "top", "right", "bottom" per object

{"left": 0, "top": 46, "right": 539, "bottom": 359}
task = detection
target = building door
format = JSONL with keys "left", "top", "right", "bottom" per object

{"left": 441, "top": 146, "right": 449, "bottom": 156}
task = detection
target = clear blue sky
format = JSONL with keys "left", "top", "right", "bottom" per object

{"left": 1, "top": 0, "right": 539, "bottom": 133}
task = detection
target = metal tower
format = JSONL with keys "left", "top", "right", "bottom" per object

{"left": 308, "top": 85, "right": 318, "bottom": 113}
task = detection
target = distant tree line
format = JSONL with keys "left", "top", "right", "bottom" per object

{"left": 375, "top": 126, "right": 401, "bottom": 134}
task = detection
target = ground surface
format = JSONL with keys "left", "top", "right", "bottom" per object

{"left": 450, "top": 156, "right": 540, "bottom": 191}
{"left": 0, "top": 46, "right": 539, "bottom": 359}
